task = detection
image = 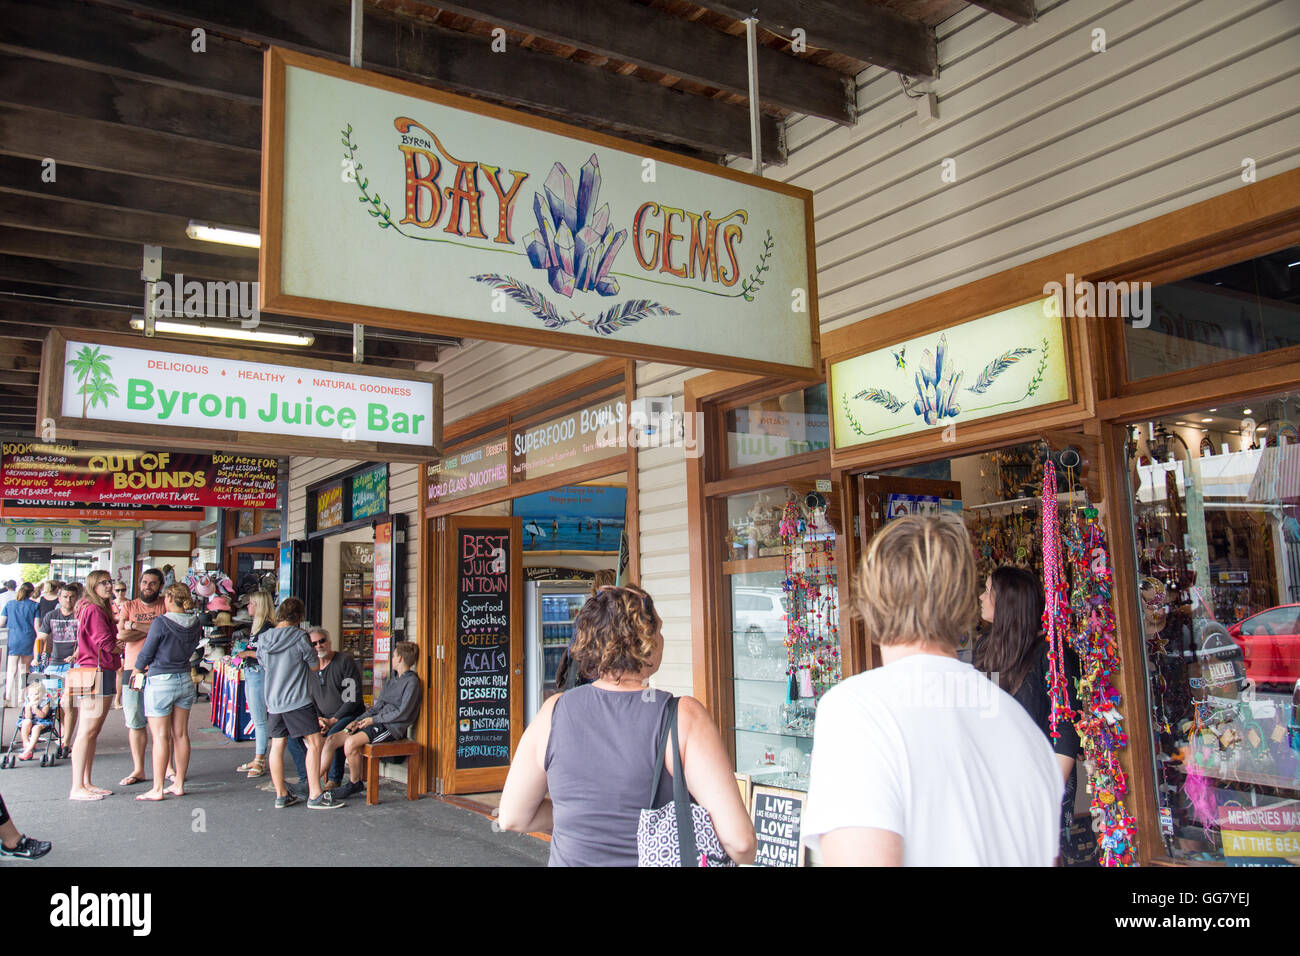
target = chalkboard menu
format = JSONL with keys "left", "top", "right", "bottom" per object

{"left": 751, "top": 785, "right": 806, "bottom": 867}
{"left": 454, "top": 527, "right": 513, "bottom": 769}
{"left": 351, "top": 464, "right": 388, "bottom": 520}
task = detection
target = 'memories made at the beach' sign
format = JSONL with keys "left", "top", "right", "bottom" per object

{"left": 260, "top": 48, "right": 819, "bottom": 380}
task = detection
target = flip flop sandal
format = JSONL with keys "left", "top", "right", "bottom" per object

{"left": 69, "top": 792, "right": 106, "bottom": 801}
{"left": 119, "top": 775, "right": 146, "bottom": 786}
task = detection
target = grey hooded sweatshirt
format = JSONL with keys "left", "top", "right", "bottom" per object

{"left": 135, "top": 611, "right": 202, "bottom": 675}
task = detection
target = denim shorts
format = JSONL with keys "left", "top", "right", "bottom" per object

{"left": 144, "top": 672, "right": 196, "bottom": 718}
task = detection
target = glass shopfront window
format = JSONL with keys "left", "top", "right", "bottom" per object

{"left": 723, "top": 483, "right": 841, "bottom": 791}
{"left": 1124, "top": 394, "right": 1300, "bottom": 863}
{"left": 726, "top": 384, "right": 829, "bottom": 470}
{"left": 1124, "top": 244, "right": 1300, "bottom": 381}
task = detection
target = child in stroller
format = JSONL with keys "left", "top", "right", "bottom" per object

{"left": 1, "top": 679, "right": 60, "bottom": 768}
{"left": 18, "top": 682, "right": 53, "bottom": 760}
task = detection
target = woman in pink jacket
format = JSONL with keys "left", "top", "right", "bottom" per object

{"left": 70, "top": 571, "right": 123, "bottom": 801}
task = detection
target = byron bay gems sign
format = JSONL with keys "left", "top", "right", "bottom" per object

{"left": 261, "top": 48, "right": 818, "bottom": 379}
{"left": 38, "top": 329, "right": 442, "bottom": 462}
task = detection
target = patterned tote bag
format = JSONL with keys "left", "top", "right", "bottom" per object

{"left": 636, "top": 696, "right": 735, "bottom": 867}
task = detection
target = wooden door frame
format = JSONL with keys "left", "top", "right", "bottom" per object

{"left": 684, "top": 369, "right": 833, "bottom": 748}
{"left": 431, "top": 515, "right": 523, "bottom": 795}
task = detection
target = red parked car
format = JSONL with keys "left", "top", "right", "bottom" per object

{"left": 1227, "top": 604, "right": 1300, "bottom": 689}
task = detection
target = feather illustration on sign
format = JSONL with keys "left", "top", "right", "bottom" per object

{"left": 965, "top": 347, "right": 1036, "bottom": 394}
{"left": 852, "top": 387, "right": 905, "bottom": 412}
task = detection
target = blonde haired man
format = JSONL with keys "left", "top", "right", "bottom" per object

{"left": 803, "top": 514, "right": 1062, "bottom": 866}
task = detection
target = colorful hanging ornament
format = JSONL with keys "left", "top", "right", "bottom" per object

{"left": 1040, "top": 461, "right": 1075, "bottom": 738}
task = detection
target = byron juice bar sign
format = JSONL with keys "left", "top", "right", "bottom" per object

{"left": 42, "top": 332, "right": 442, "bottom": 459}
{"left": 263, "top": 48, "right": 818, "bottom": 379}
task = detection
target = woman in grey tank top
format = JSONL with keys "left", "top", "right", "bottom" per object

{"left": 499, "top": 586, "right": 755, "bottom": 866}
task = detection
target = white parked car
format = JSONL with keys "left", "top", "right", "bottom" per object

{"left": 733, "top": 587, "right": 788, "bottom": 658}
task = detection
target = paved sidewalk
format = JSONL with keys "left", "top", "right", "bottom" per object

{"left": 0, "top": 703, "right": 547, "bottom": 868}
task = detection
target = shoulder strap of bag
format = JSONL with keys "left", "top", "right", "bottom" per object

{"left": 648, "top": 693, "right": 673, "bottom": 807}
{"left": 668, "top": 697, "right": 700, "bottom": 867}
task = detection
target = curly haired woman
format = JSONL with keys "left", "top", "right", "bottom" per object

{"left": 499, "top": 584, "right": 755, "bottom": 866}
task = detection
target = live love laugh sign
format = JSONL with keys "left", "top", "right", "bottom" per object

{"left": 261, "top": 48, "right": 819, "bottom": 380}
{"left": 37, "top": 329, "right": 443, "bottom": 462}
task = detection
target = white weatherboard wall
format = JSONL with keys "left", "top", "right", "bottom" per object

{"left": 401, "top": 0, "right": 1300, "bottom": 699}
{"left": 780, "top": 0, "right": 1300, "bottom": 328}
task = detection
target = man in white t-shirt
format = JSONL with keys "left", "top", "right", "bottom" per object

{"left": 803, "top": 514, "right": 1062, "bottom": 866}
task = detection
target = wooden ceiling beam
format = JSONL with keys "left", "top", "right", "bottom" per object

{"left": 0, "top": 227, "right": 257, "bottom": 281}
{"left": 0, "top": 194, "right": 258, "bottom": 263}
{"left": 0, "top": 105, "right": 259, "bottom": 193}
{"left": 0, "top": 287, "right": 457, "bottom": 350}
{"left": 0, "top": 0, "right": 263, "bottom": 100}
{"left": 89, "top": 0, "right": 781, "bottom": 162}
{"left": 419, "top": 0, "right": 853, "bottom": 125}
{"left": 0, "top": 301, "right": 446, "bottom": 366}
{"left": 0, "top": 285, "right": 138, "bottom": 312}
{"left": 968, "top": 0, "right": 1036, "bottom": 26}
{"left": 0, "top": 255, "right": 146, "bottom": 299}
{"left": 0, "top": 52, "right": 262, "bottom": 151}
{"left": 690, "top": 1, "right": 937, "bottom": 79}
{"left": 0, "top": 157, "right": 260, "bottom": 228}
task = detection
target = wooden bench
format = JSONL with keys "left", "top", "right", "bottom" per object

{"left": 361, "top": 739, "right": 421, "bottom": 805}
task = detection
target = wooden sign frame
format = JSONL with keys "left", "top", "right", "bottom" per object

{"left": 37, "top": 328, "right": 443, "bottom": 463}
{"left": 827, "top": 302, "right": 1094, "bottom": 471}
{"left": 260, "top": 46, "right": 821, "bottom": 381}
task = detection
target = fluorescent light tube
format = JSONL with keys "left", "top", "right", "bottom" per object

{"left": 129, "top": 317, "right": 313, "bottom": 347}
{"left": 186, "top": 220, "right": 261, "bottom": 248}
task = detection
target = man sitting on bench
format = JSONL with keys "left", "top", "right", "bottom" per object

{"left": 326, "top": 642, "right": 422, "bottom": 801}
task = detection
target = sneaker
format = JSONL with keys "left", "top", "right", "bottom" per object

{"left": 334, "top": 780, "right": 364, "bottom": 800}
{"left": 287, "top": 781, "right": 308, "bottom": 800}
{"left": 307, "top": 791, "right": 345, "bottom": 811}
{"left": 274, "top": 793, "right": 300, "bottom": 809}
{"left": 0, "top": 835, "right": 52, "bottom": 860}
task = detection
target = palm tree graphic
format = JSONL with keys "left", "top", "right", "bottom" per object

{"left": 67, "top": 346, "right": 116, "bottom": 418}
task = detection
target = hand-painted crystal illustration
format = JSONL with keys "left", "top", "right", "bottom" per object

{"left": 913, "top": 334, "right": 963, "bottom": 425}
{"left": 523, "top": 155, "right": 626, "bottom": 298}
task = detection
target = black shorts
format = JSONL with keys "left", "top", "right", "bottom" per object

{"left": 268, "top": 703, "right": 319, "bottom": 739}
{"left": 362, "top": 725, "right": 395, "bottom": 744}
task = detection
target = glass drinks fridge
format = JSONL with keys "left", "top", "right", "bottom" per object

{"left": 524, "top": 581, "right": 590, "bottom": 723}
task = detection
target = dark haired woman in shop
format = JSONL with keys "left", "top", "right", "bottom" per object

{"left": 976, "top": 565, "right": 1081, "bottom": 860}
